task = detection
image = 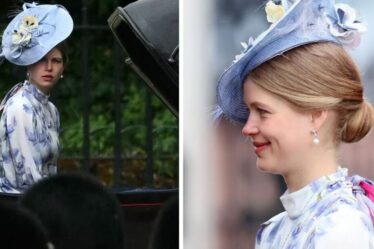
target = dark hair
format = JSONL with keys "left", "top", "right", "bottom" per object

{"left": 0, "top": 202, "right": 50, "bottom": 249}
{"left": 20, "top": 173, "right": 125, "bottom": 249}
{"left": 149, "top": 196, "right": 179, "bottom": 249}
{"left": 55, "top": 41, "right": 69, "bottom": 65}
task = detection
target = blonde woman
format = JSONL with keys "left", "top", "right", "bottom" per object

{"left": 215, "top": 0, "right": 374, "bottom": 248}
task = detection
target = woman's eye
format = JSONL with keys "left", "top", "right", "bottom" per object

{"left": 257, "top": 108, "right": 268, "bottom": 115}
{"left": 53, "top": 58, "right": 63, "bottom": 63}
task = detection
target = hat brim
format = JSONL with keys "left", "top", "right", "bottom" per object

{"left": 1, "top": 4, "right": 73, "bottom": 66}
{"left": 216, "top": 0, "right": 338, "bottom": 123}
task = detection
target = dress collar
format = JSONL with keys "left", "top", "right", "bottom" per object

{"left": 280, "top": 167, "right": 348, "bottom": 219}
{"left": 24, "top": 80, "right": 50, "bottom": 105}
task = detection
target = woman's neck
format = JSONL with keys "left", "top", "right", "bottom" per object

{"left": 28, "top": 80, "right": 50, "bottom": 96}
{"left": 283, "top": 148, "right": 339, "bottom": 193}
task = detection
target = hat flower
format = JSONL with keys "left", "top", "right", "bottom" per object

{"left": 11, "top": 15, "right": 39, "bottom": 47}
{"left": 22, "top": 15, "right": 39, "bottom": 29}
{"left": 1, "top": 2, "right": 74, "bottom": 66}
{"left": 265, "top": 1, "right": 286, "bottom": 24}
{"left": 233, "top": 37, "right": 254, "bottom": 63}
{"left": 326, "top": 3, "right": 367, "bottom": 48}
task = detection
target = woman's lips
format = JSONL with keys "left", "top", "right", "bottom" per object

{"left": 42, "top": 75, "right": 53, "bottom": 81}
{"left": 253, "top": 141, "right": 271, "bottom": 155}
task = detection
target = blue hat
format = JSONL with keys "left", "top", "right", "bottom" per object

{"left": 0, "top": 2, "right": 74, "bottom": 66}
{"left": 215, "top": 0, "right": 367, "bottom": 123}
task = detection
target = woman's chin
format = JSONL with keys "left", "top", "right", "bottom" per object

{"left": 256, "top": 159, "right": 276, "bottom": 173}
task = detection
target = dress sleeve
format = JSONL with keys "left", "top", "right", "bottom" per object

{"left": 50, "top": 102, "right": 60, "bottom": 134}
{"left": 0, "top": 98, "right": 42, "bottom": 192}
{"left": 311, "top": 205, "right": 374, "bottom": 249}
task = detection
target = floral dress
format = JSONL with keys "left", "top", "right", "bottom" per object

{"left": 0, "top": 81, "right": 59, "bottom": 193}
{"left": 255, "top": 168, "right": 374, "bottom": 249}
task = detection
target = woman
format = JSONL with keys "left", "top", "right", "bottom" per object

{"left": 215, "top": 0, "right": 374, "bottom": 248}
{"left": 0, "top": 3, "right": 73, "bottom": 193}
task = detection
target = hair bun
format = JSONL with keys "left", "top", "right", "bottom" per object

{"left": 341, "top": 101, "right": 374, "bottom": 143}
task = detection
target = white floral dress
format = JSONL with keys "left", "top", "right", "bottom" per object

{"left": 0, "top": 81, "right": 59, "bottom": 193}
{"left": 255, "top": 168, "right": 374, "bottom": 249}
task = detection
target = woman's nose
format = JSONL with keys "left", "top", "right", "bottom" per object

{"left": 242, "top": 116, "right": 259, "bottom": 137}
{"left": 45, "top": 60, "right": 52, "bottom": 70}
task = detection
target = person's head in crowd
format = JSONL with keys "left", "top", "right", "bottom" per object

{"left": 19, "top": 173, "right": 125, "bottom": 249}
{"left": 0, "top": 201, "right": 53, "bottom": 249}
{"left": 149, "top": 195, "right": 179, "bottom": 249}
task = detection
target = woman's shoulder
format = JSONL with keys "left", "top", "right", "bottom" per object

{"left": 47, "top": 101, "right": 58, "bottom": 111}
{"left": 309, "top": 203, "right": 374, "bottom": 248}
{"left": 2, "top": 87, "right": 34, "bottom": 116}
{"left": 4, "top": 88, "right": 27, "bottom": 105}
{"left": 309, "top": 193, "right": 374, "bottom": 242}
{"left": 319, "top": 199, "right": 371, "bottom": 224}
{"left": 256, "top": 211, "right": 287, "bottom": 241}
{"left": 255, "top": 211, "right": 284, "bottom": 245}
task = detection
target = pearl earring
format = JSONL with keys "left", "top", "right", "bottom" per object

{"left": 26, "top": 71, "right": 30, "bottom": 78}
{"left": 311, "top": 129, "right": 320, "bottom": 145}
{"left": 60, "top": 74, "right": 64, "bottom": 79}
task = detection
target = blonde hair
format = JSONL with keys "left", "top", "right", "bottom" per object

{"left": 248, "top": 42, "right": 374, "bottom": 143}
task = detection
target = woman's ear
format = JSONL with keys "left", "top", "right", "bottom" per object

{"left": 311, "top": 109, "right": 329, "bottom": 130}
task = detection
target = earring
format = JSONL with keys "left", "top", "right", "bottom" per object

{"left": 60, "top": 74, "right": 64, "bottom": 79}
{"left": 26, "top": 71, "right": 30, "bottom": 78}
{"left": 311, "top": 129, "right": 320, "bottom": 145}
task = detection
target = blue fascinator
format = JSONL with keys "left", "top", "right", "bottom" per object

{"left": 0, "top": 2, "right": 74, "bottom": 66}
{"left": 215, "top": 0, "right": 367, "bottom": 123}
